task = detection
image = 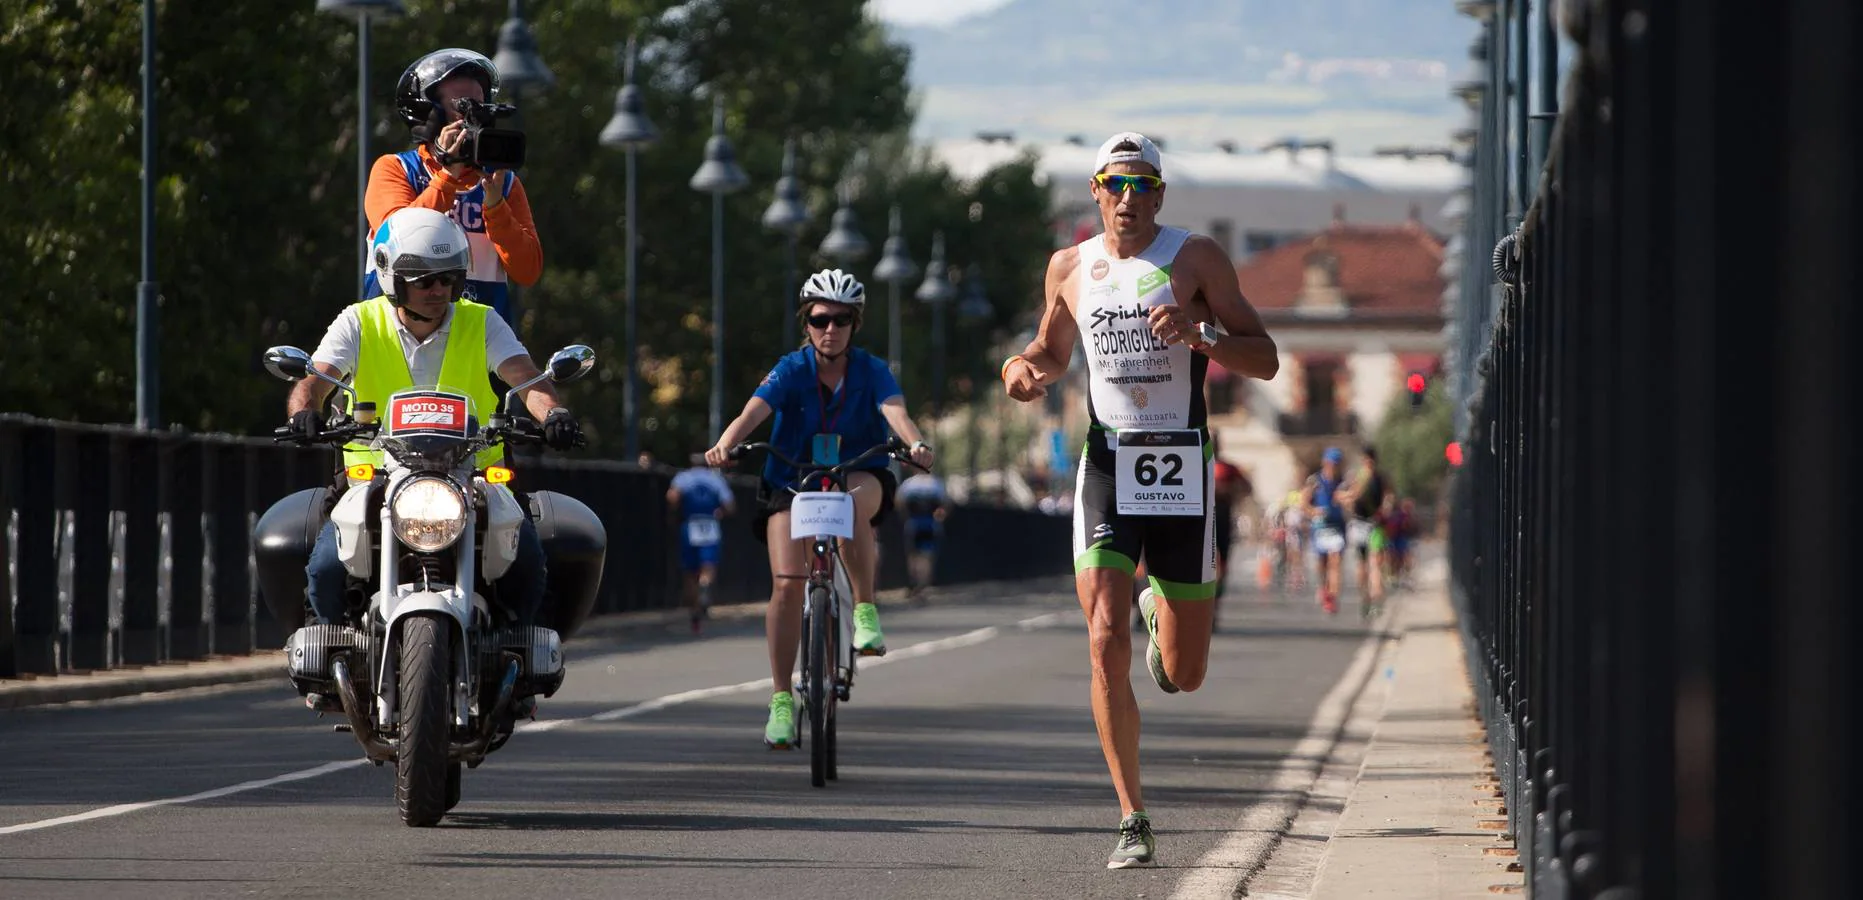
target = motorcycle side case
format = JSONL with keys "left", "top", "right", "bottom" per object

{"left": 527, "top": 490, "right": 606, "bottom": 640}
{"left": 253, "top": 487, "right": 330, "bottom": 631}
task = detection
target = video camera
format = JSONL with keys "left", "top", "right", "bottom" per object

{"left": 446, "top": 98, "right": 526, "bottom": 171}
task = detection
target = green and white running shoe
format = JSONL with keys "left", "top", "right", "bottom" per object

{"left": 1137, "top": 588, "right": 1180, "bottom": 694}
{"left": 853, "top": 602, "right": 887, "bottom": 656}
{"left": 763, "top": 691, "right": 797, "bottom": 750}
{"left": 1106, "top": 812, "right": 1157, "bottom": 869}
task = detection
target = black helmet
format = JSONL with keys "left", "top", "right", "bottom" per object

{"left": 394, "top": 48, "right": 500, "bottom": 131}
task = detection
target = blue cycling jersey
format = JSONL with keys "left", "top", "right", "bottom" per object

{"left": 752, "top": 346, "right": 902, "bottom": 489}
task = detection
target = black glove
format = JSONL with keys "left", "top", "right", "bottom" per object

{"left": 288, "top": 409, "right": 323, "bottom": 440}
{"left": 541, "top": 408, "right": 583, "bottom": 450}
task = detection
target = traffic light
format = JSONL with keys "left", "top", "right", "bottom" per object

{"left": 1446, "top": 441, "right": 1464, "bottom": 467}
{"left": 1406, "top": 371, "right": 1427, "bottom": 409}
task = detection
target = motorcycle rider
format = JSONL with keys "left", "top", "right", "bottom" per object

{"left": 287, "top": 207, "right": 583, "bottom": 669}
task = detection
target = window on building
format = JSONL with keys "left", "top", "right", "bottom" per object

{"left": 1305, "top": 359, "right": 1340, "bottom": 433}
{"left": 1208, "top": 219, "right": 1235, "bottom": 256}
{"left": 1244, "top": 231, "right": 1282, "bottom": 257}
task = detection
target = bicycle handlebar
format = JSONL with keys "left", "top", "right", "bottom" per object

{"left": 728, "top": 437, "right": 920, "bottom": 487}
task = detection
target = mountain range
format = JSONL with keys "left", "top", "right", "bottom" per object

{"left": 887, "top": 0, "right": 1477, "bottom": 154}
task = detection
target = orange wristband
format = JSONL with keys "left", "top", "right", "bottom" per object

{"left": 1000, "top": 355, "right": 1025, "bottom": 382}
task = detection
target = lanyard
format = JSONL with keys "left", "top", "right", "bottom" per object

{"left": 817, "top": 377, "right": 845, "bottom": 435}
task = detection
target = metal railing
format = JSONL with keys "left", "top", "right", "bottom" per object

{"left": 1447, "top": 2, "right": 1856, "bottom": 897}
{"left": 0, "top": 415, "right": 1070, "bottom": 679}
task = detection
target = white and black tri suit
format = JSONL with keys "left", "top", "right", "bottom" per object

{"left": 1069, "top": 226, "right": 1219, "bottom": 600}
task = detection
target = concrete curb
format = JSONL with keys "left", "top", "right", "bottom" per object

{"left": 0, "top": 579, "right": 1059, "bottom": 712}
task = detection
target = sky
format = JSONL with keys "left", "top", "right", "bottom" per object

{"left": 867, "top": 0, "right": 1011, "bottom": 27}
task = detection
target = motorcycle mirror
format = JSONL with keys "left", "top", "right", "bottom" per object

{"left": 263, "top": 346, "right": 313, "bottom": 382}
{"left": 547, "top": 345, "right": 596, "bottom": 383}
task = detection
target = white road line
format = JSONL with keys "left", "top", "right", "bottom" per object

{"left": 1168, "top": 618, "right": 1392, "bottom": 899}
{"left": 0, "top": 612, "right": 1062, "bottom": 836}
{"left": 0, "top": 760, "right": 365, "bottom": 836}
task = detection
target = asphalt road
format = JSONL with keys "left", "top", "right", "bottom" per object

{"left": 0, "top": 569, "right": 1378, "bottom": 900}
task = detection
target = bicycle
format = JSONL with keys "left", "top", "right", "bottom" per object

{"left": 728, "top": 436, "right": 916, "bottom": 787}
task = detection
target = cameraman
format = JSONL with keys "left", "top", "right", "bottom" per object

{"left": 363, "top": 48, "right": 541, "bottom": 327}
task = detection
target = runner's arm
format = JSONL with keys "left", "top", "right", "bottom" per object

{"left": 1183, "top": 236, "right": 1278, "bottom": 380}
{"left": 1004, "top": 248, "right": 1080, "bottom": 401}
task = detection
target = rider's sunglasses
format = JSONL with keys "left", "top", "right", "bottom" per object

{"left": 1093, "top": 172, "right": 1165, "bottom": 194}
{"left": 807, "top": 312, "right": 855, "bottom": 330}
{"left": 405, "top": 271, "right": 463, "bottom": 291}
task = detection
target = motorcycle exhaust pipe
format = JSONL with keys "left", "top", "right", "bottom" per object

{"left": 449, "top": 656, "right": 520, "bottom": 764}
{"left": 332, "top": 656, "right": 397, "bottom": 762}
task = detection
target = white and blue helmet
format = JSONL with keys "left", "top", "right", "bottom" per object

{"left": 371, "top": 207, "right": 470, "bottom": 300}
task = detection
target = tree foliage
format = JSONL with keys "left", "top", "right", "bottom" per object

{"left": 1371, "top": 380, "right": 1455, "bottom": 505}
{"left": 2, "top": 0, "right": 1055, "bottom": 461}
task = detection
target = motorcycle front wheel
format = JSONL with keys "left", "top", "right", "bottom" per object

{"left": 395, "top": 612, "right": 453, "bottom": 827}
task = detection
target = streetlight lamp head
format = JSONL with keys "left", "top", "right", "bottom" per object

{"left": 600, "top": 84, "right": 658, "bottom": 147}
{"left": 915, "top": 232, "right": 957, "bottom": 305}
{"left": 872, "top": 206, "right": 918, "bottom": 284}
{"left": 316, "top": 0, "right": 405, "bottom": 20}
{"left": 1454, "top": 0, "right": 1496, "bottom": 21}
{"left": 761, "top": 138, "right": 808, "bottom": 234}
{"left": 1451, "top": 61, "right": 1486, "bottom": 107}
{"left": 493, "top": 1, "right": 555, "bottom": 92}
{"left": 819, "top": 204, "right": 870, "bottom": 265}
{"left": 599, "top": 38, "right": 656, "bottom": 148}
{"left": 689, "top": 97, "right": 749, "bottom": 194}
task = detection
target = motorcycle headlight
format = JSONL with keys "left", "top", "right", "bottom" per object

{"left": 390, "top": 476, "right": 468, "bottom": 552}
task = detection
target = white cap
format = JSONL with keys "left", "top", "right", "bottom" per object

{"left": 1093, "top": 132, "right": 1163, "bottom": 176}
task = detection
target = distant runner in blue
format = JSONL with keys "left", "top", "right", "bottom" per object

{"left": 669, "top": 456, "right": 736, "bottom": 634}
{"left": 895, "top": 471, "right": 950, "bottom": 605}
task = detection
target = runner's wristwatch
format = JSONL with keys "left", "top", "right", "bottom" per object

{"left": 1189, "top": 321, "right": 1220, "bottom": 351}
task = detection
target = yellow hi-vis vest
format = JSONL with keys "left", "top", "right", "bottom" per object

{"left": 344, "top": 296, "right": 505, "bottom": 470}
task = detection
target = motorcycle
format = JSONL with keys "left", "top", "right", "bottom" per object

{"left": 256, "top": 343, "right": 602, "bottom": 826}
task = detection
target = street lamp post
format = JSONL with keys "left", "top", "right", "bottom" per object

{"left": 914, "top": 232, "right": 957, "bottom": 416}
{"left": 761, "top": 138, "right": 808, "bottom": 350}
{"left": 871, "top": 206, "right": 918, "bottom": 382}
{"left": 818, "top": 176, "right": 870, "bottom": 349}
{"left": 491, "top": 0, "right": 553, "bottom": 336}
{"left": 599, "top": 36, "right": 657, "bottom": 460}
{"left": 316, "top": 0, "right": 406, "bottom": 298}
{"left": 957, "top": 264, "right": 993, "bottom": 487}
{"left": 689, "top": 96, "right": 750, "bottom": 440}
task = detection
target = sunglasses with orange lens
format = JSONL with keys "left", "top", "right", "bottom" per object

{"left": 1093, "top": 172, "right": 1164, "bottom": 194}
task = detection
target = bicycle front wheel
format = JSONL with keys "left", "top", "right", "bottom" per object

{"left": 806, "top": 583, "right": 833, "bottom": 788}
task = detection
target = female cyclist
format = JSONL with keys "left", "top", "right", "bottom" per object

{"left": 704, "top": 269, "right": 936, "bottom": 748}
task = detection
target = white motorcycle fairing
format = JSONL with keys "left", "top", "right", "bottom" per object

{"left": 479, "top": 480, "right": 524, "bottom": 581}
{"left": 330, "top": 483, "right": 373, "bottom": 580}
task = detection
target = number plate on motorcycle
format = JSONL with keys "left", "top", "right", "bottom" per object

{"left": 387, "top": 391, "right": 470, "bottom": 437}
{"left": 1114, "top": 429, "right": 1205, "bottom": 517}
{"left": 790, "top": 492, "right": 856, "bottom": 540}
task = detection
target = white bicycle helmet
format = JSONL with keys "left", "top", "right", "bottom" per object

{"left": 371, "top": 207, "right": 471, "bottom": 300}
{"left": 798, "top": 268, "right": 866, "bottom": 309}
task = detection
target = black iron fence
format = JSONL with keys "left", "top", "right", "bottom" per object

{"left": 1450, "top": 2, "right": 1856, "bottom": 898}
{"left": 0, "top": 415, "right": 1071, "bottom": 679}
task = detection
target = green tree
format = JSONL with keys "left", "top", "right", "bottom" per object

{"left": 1371, "top": 380, "right": 1455, "bottom": 505}
{"left": 2, "top": 0, "right": 1056, "bottom": 463}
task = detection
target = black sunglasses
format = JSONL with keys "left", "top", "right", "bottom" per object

{"left": 807, "top": 312, "right": 855, "bottom": 330}
{"left": 406, "top": 271, "right": 463, "bottom": 290}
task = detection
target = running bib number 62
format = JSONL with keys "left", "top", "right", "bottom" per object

{"left": 1114, "top": 429, "right": 1206, "bottom": 517}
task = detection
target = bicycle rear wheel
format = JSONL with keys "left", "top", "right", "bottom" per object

{"left": 807, "top": 583, "right": 833, "bottom": 788}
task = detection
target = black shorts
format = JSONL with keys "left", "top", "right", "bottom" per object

{"left": 753, "top": 467, "right": 897, "bottom": 543}
{"left": 1072, "top": 432, "right": 1218, "bottom": 601}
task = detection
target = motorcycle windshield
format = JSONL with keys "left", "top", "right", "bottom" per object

{"left": 381, "top": 386, "right": 479, "bottom": 470}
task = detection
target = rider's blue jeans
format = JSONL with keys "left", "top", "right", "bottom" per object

{"left": 304, "top": 516, "right": 547, "bottom": 629}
